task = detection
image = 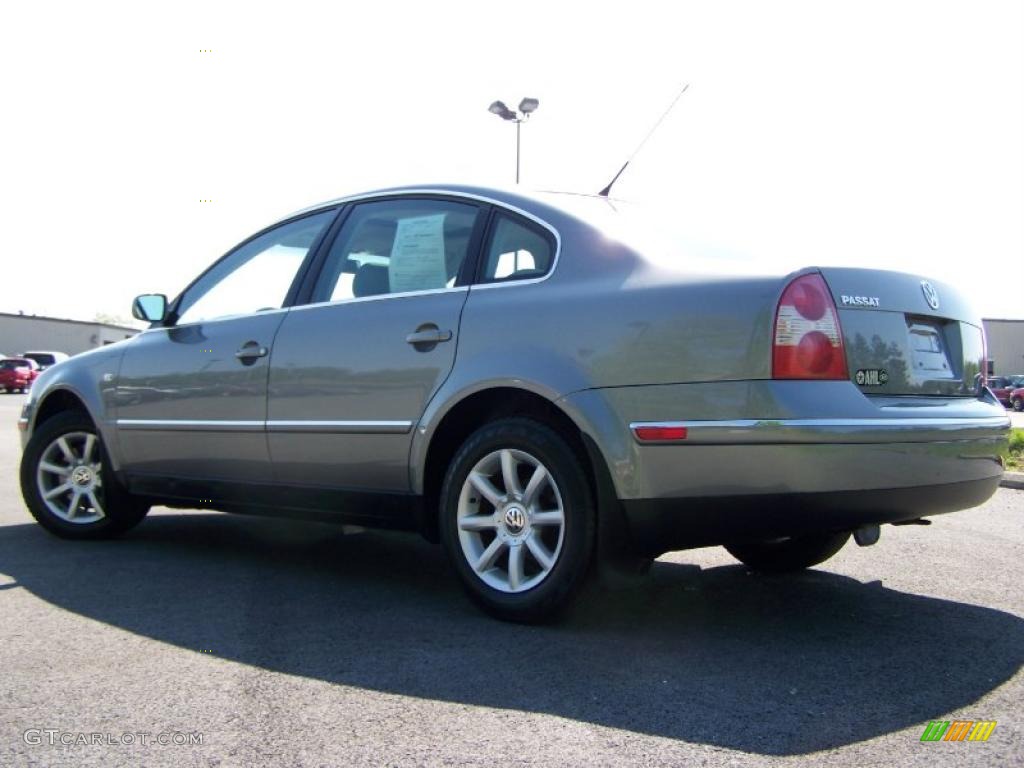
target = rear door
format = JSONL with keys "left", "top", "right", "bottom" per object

{"left": 819, "top": 268, "right": 986, "bottom": 397}
{"left": 267, "top": 197, "right": 486, "bottom": 492}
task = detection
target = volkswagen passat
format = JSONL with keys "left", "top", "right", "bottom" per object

{"left": 18, "top": 186, "right": 1010, "bottom": 621}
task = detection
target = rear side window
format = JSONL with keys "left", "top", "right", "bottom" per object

{"left": 311, "top": 199, "right": 481, "bottom": 303}
{"left": 480, "top": 214, "right": 554, "bottom": 283}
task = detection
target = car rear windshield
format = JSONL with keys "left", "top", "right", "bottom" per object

{"left": 23, "top": 353, "right": 55, "bottom": 366}
{"left": 0, "top": 359, "right": 29, "bottom": 370}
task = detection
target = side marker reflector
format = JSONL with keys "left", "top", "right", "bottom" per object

{"left": 634, "top": 425, "right": 688, "bottom": 442}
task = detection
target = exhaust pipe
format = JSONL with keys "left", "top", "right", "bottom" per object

{"left": 853, "top": 524, "right": 880, "bottom": 547}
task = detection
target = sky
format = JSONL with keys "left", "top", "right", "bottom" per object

{"left": 1, "top": 0, "right": 1021, "bottom": 324}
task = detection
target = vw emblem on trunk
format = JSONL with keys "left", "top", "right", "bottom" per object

{"left": 920, "top": 280, "right": 940, "bottom": 310}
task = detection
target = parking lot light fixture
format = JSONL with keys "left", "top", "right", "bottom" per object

{"left": 487, "top": 97, "right": 540, "bottom": 184}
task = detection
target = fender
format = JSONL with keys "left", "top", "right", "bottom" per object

{"left": 23, "top": 344, "right": 129, "bottom": 471}
{"left": 409, "top": 344, "right": 599, "bottom": 495}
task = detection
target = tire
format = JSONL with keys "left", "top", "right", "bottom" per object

{"left": 724, "top": 531, "right": 850, "bottom": 573}
{"left": 20, "top": 411, "right": 149, "bottom": 539}
{"left": 439, "top": 417, "right": 596, "bottom": 623}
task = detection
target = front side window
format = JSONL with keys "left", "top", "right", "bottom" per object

{"left": 311, "top": 199, "right": 481, "bottom": 303}
{"left": 480, "top": 214, "right": 554, "bottom": 283}
{"left": 175, "top": 210, "right": 335, "bottom": 324}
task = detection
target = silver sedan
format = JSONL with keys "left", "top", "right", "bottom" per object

{"left": 18, "top": 185, "right": 1010, "bottom": 621}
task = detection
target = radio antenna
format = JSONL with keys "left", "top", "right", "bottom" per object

{"left": 598, "top": 83, "right": 689, "bottom": 197}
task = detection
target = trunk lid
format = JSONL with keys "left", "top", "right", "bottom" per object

{"left": 818, "top": 268, "right": 985, "bottom": 397}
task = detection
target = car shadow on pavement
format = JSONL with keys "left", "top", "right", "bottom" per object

{"left": 1, "top": 511, "right": 1021, "bottom": 756}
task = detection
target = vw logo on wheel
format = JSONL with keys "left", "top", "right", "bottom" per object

{"left": 920, "top": 280, "right": 940, "bottom": 310}
{"left": 72, "top": 467, "right": 92, "bottom": 486}
{"left": 503, "top": 506, "right": 526, "bottom": 533}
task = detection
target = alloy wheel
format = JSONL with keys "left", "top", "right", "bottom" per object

{"left": 456, "top": 448, "right": 565, "bottom": 593}
{"left": 35, "top": 431, "right": 106, "bottom": 524}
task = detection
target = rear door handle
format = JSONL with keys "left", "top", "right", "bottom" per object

{"left": 235, "top": 341, "right": 269, "bottom": 364}
{"left": 406, "top": 325, "right": 453, "bottom": 345}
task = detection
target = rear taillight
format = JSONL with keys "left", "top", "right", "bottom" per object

{"left": 772, "top": 273, "right": 848, "bottom": 380}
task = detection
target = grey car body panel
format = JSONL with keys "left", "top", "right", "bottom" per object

{"left": 20, "top": 183, "right": 1011, "bottom": 552}
{"left": 267, "top": 289, "right": 469, "bottom": 491}
{"left": 115, "top": 313, "right": 285, "bottom": 481}
{"left": 19, "top": 342, "right": 128, "bottom": 468}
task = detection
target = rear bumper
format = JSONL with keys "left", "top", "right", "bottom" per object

{"left": 622, "top": 476, "right": 1002, "bottom": 557}
{"left": 618, "top": 419, "right": 1007, "bottom": 555}
{"left": 558, "top": 381, "right": 1009, "bottom": 556}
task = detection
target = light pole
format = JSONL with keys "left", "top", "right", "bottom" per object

{"left": 488, "top": 97, "right": 539, "bottom": 184}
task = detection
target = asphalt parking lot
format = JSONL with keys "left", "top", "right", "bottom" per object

{"left": 0, "top": 395, "right": 1021, "bottom": 767}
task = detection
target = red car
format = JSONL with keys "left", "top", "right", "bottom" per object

{"left": 0, "top": 358, "right": 40, "bottom": 393}
{"left": 986, "top": 376, "right": 1024, "bottom": 407}
{"left": 1010, "top": 386, "right": 1024, "bottom": 412}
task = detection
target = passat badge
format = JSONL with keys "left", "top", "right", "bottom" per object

{"left": 841, "top": 295, "right": 880, "bottom": 307}
{"left": 921, "top": 280, "right": 940, "bottom": 310}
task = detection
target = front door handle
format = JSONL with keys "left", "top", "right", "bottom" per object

{"left": 406, "top": 325, "right": 453, "bottom": 346}
{"left": 235, "top": 341, "right": 269, "bottom": 365}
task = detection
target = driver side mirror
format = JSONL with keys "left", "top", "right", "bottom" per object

{"left": 132, "top": 294, "right": 168, "bottom": 323}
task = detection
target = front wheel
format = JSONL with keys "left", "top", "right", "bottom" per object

{"left": 20, "top": 411, "right": 150, "bottom": 539}
{"left": 439, "top": 418, "right": 596, "bottom": 623}
{"left": 724, "top": 531, "right": 850, "bottom": 573}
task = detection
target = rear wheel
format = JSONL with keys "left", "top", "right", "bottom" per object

{"left": 439, "top": 418, "right": 596, "bottom": 623}
{"left": 725, "top": 531, "right": 850, "bottom": 573}
{"left": 20, "top": 411, "right": 150, "bottom": 539}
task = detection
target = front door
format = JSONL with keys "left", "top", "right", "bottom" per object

{"left": 267, "top": 197, "right": 485, "bottom": 492}
{"left": 116, "top": 209, "right": 336, "bottom": 484}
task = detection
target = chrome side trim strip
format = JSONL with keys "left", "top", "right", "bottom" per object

{"left": 266, "top": 420, "right": 413, "bottom": 434}
{"left": 117, "top": 419, "right": 264, "bottom": 432}
{"left": 629, "top": 416, "right": 1011, "bottom": 445}
{"left": 116, "top": 419, "right": 414, "bottom": 434}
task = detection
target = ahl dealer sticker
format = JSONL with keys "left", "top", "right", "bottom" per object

{"left": 855, "top": 369, "right": 889, "bottom": 386}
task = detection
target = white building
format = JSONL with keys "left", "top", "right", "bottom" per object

{"left": 0, "top": 312, "right": 138, "bottom": 358}
{"left": 983, "top": 318, "right": 1024, "bottom": 376}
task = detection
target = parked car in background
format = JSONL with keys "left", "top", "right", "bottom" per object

{"left": 0, "top": 358, "right": 40, "bottom": 393}
{"left": 987, "top": 375, "right": 1024, "bottom": 407}
{"left": 16, "top": 185, "right": 1011, "bottom": 622}
{"left": 1009, "top": 386, "right": 1024, "bottom": 412}
{"left": 20, "top": 350, "right": 69, "bottom": 371}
